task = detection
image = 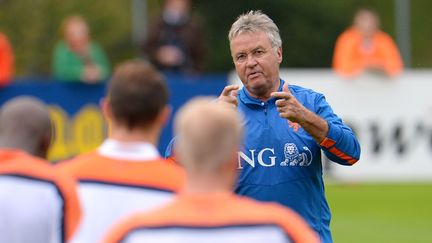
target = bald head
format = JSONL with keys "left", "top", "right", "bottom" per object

{"left": 174, "top": 98, "right": 243, "bottom": 173}
{"left": 0, "top": 96, "right": 52, "bottom": 158}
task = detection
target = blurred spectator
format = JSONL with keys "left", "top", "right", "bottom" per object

{"left": 0, "top": 32, "right": 14, "bottom": 87}
{"left": 333, "top": 8, "right": 403, "bottom": 78}
{"left": 52, "top": 15, "right": 110, "bottom": 83}
{"left": 143, "top": 0, "right": 207, "bottom": 74}
{"left": 0, "top": 96, "right": 81, "bottom": 243}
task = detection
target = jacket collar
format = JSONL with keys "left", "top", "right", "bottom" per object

{"left": 239, "top": 79, "right": 285, "bottom": 106}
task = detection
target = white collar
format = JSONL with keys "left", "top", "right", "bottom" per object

{"left": 97, "top": 139, "right": 161, "bottom": 161}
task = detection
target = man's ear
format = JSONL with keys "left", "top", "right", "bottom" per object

{"left": 39, "top": 128, "right": 53, "bottom": 159}
{"left": 277, "top": 46, "right": 283, "bottom": 64}
{"left": 100, "top": 97, "right": 112, "bottom": 122}
{"left": 157, "top": 105, "right": 172, "bottom": 128}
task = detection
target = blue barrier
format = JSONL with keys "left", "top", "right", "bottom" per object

{"left": 0, "top": 75, "right": 228, "bottom": 161}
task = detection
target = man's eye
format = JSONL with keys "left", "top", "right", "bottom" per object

{"left": 254, "top": 50, "right": 265, "bottom": 56}
{"left": 236, "top": 55, "right": 246, "bottom": 61}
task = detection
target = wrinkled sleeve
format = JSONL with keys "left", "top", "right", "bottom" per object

{"left": 164, "top": 137, "right": 177, "bottom": 164}
{"left": 315, "top": 94, "right": 360, "bottom": 166}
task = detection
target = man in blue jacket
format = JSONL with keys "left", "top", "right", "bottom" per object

{"left": 217, "top": 10, "right": 361, "bottom": 243}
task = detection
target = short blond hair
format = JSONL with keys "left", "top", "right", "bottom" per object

{"left": 174, "top": 97, "right": 243, "bottom": 172}
{"left": 228, "top": 10, "right": 282, "bottom": 48}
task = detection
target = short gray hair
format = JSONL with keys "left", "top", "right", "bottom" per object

{"left": 228, "top": 10, "right": 282, "bottom": 48}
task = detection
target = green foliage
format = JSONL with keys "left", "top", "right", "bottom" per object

{"left": 195, "top": 0, "right": 403, "bottom": 71}
{"left": 411, "top": 1, "right": 432, "bottom": 67}
{"left": 0, "top": 0, "right": 133, "bottom": 76}
{"left": 327, "top": 183, "right": 432, "bottom": 243}
{"left": 0, "top": 0, "right": 430, "bottom": 76}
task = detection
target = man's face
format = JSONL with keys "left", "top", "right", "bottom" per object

{"left": 65, "top": 21, "right": 89, "bottom": 54}
{"left": 230, "top": 31, "right": 282, "bottom": 98}
{"left": 354, "top": 11, "right": 379, "bottom": 37}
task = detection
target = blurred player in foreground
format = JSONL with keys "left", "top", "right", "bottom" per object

{"left": 218, "top": 11, "right": 361, "bottom": 243}
{"left": 58, "top": 60, "right": 185, "bottom": 243}
{"left": 0, "top": 96, "right": 81, "bottom": 243}
{"left": 103, "top": 98, "right": 319, "bottom": 243}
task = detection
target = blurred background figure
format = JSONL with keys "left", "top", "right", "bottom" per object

{"left": 103, "top": 98, "right": 318, "bottom": 243}
{"left": 52, "top": 15, "right": 110, "bottom": 83}
{"left": 332, "top": 8, "right": 403, "bottom": 78}
{"left": 0, "top": 31, "right": 14, "bottom": 87}
{"left": 0, "top": 96, "right": 81, "bottom": 243}
{"left": 143, "top": 0, "right": 207, "bottom": 74}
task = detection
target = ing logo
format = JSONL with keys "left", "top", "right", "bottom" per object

{"left": 237, "top": 143, "right": 313, "bottom": 169}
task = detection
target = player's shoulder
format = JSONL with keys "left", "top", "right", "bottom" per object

{"left": 375, "top": 31, "right": 396, "bottom": 44}
{"left": 58, "top": 150, "right": 99, "bottom": 165}
{"left": 142, "top": 158, "right": 186, "bottom": 188}
{"left": 0, "top": 151, "right": 77, "bottom": 191}
{"left": 56, "top": 151, "right": 101, "bottom": 176}
{"left": 152, "top": 158, "right": 184, "bottom": 171}
{"left": 235, "top": 196, "right": 319, "bottom": 242}
{"left": 0, "top": 151, "right": 53, "bottom": 175}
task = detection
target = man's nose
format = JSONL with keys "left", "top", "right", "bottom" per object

{"left": 246, "top": 55, "right": 258, "bottom": 67}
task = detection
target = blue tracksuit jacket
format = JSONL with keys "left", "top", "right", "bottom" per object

{"left": 165, "top": 79, "right": 360, "bottom": 243}
{"left": 235, "top": 79, "right": 360, "bottom": 243}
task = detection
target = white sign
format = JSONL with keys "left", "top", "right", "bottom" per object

{"left": 228, "top": 69, "right": 432, "bottom": 182}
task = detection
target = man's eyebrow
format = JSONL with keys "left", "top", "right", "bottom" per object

{"left": 234, "top": 46, "right": 265, "bottom": 55}
{"left": 252, "top": 46, "right": 265, "bottom": 51}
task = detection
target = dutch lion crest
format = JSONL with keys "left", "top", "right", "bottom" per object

{"left": 280, "top": 143, "right": 313, "bottom": 167}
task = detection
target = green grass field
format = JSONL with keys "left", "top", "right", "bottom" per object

{"left": 326, "top": 183, "right": 432, "bottom": 243}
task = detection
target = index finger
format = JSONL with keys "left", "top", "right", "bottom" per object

{"left": 282, "top": 82, "right": 291, "bottom": 94}
{"left": 221, "top": 85, "right": 239, "bottom": 96}
{"left": 271, "top": 82, "right": 292, "bottom": 99}
{"left": 271, "top": 91, "right": 292, "bottom": 99}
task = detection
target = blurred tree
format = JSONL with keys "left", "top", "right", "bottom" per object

{"left": 0, "top": 0, "right": 429, "bottom": 76}
{"left": 0, "top": 0, "right": 133, "bottom": 77}
{"left": 411, "top": 1, "right": 432, "bottom": 68}
{"left": 195, "top": 0, "right": 401, "bottom": 71}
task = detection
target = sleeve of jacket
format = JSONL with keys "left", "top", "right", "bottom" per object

{"left": 164, "top": 137, "right": 178, "bottom": 164}
{"left": 52, "top": 42, "right": 82, "bottom": 81}
{"left": 315, "top": 94, "right": 361, "bottom": 166}
{"left": 91, "top": 42, "right": 111, "bottom": 80}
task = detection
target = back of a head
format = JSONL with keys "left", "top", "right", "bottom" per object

{"left": 0, "top": 96, "right": 52, "bottom": 158}
{"left": 174, "top": 98, "right": 243, "bottom": 173}
{"left": 108, "top": 60, "right": 169, "bottom": 130}
{"left": 228, "top": 10, "right": 282, "bottom": 49}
